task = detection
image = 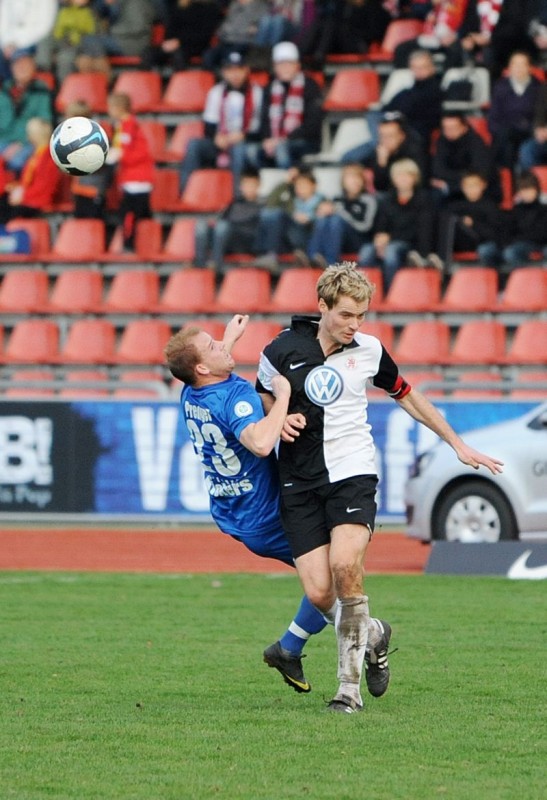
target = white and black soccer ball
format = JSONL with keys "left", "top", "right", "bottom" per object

{"left": 50, "top": 116, "right": 109, "bottom": 175}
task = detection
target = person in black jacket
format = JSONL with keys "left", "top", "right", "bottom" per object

{"left": 358, "top": 158, "right": 435, "bottom": 288}
{"left": 147, "top": 0, "right": 222, "bottom": 70}
{"left": 382, "top": 49, "right": 442, "bottom": 147}
{"left": 437, "top": 171, "right": 504, "bottom": 266}
{"left": 431, "top": 112, "right": 499, "bottom": 202}
{"left": 244, "top": 41, "right": 323, "bottom": 169}
{"left": 502, "top": 170, "right": 547, "bottom": 267}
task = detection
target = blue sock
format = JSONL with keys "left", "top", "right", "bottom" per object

{"left": 279, "top": 595, "right": 327, "bottom": 656}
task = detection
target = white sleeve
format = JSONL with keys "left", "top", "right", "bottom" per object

{"left": 256, "top": 352, "right": 280, "bottom": 393}
{"left": 203, "top": 84, "right": 222, "bottom": 126}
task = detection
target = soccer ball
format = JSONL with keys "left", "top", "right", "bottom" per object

{"left": 50, "top": 116, "right": 109, "bottom": 175}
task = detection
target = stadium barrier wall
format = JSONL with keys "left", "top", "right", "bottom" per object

{"left": 0, "top": 399, "right": 537, "bottom": 521}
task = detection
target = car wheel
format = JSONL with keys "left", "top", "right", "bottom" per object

{"left": 433, "top": 481, "right": 518, "bottom": 543}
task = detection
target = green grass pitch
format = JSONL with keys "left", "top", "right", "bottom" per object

{"left": 0, "top": 572, "right": 544, "bottom": 800}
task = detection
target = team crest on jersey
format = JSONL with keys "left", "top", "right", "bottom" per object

{"left": 234, "top": 400, "right": 253, "bottom": 417}
{"left": 304, "top": 366, "right": 344, "bottom": 406}
{"left": 346, "top": 357, "right": 356, "bottom": 369}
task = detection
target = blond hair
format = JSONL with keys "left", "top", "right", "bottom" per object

{"left": 164, "top": 326, "right": 202, "bottom": 385}
{"left": 389, "top": 158, "right": 421, "bottom": 184}
{"left": 316, "top": 262, "right": 375, "bottom": 308}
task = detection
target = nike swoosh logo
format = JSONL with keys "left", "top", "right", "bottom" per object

{"left": 507, "top": 550, "right": 547, "bottom": 580}
{"left": 346, "top": 507, "right": 362, "bottom": 513}
{"left": 289, "top": 362, "right": 307, "bottom": 370}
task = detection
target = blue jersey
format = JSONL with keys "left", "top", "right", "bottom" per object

{"left": 181, "top": 374, "right": 282, "bottom": 538}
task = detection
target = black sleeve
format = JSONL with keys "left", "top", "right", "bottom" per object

{"left": 371, "top": 346, "right": 411, "bottom": 398}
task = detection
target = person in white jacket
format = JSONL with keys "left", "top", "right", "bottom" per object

{"left": 0, "top": 0, "right": 58, "bottom": 79}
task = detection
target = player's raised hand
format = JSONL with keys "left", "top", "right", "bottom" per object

{"left": 223, "top": 314, "right": 250, "bottom": 352}
{"left": 281, "top": 413, "right": 306, "bottom": 443}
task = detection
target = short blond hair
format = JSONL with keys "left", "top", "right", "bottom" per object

{"left": 390, "top": 158, "right": 421, "bottom": 184}
{"left": 316, "top": 262, "right": 375, "bottom": 308}
{"left": 164, "top": 326, "right": 202, "bottom": 385}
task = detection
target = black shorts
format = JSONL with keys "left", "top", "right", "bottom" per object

{"left": 280, "top": 475, "right": 379, "bottom": 559}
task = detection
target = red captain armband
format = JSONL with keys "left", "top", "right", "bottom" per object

{"left": 387, "top": 375, "right": 412, "bottom": 399}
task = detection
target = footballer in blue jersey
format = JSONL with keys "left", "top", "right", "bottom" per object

{"left": 165, "top": 316, "right": 328, "bottom": 694}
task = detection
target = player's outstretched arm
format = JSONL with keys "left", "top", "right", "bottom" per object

{"left": 239, "top": 376, "right": 291, "bottom": 457}
{"left": 397, "top": 388, "right": 504, "bottom": 476}
{"left": 223, "top": 314, "right": 250, "bottom": 353}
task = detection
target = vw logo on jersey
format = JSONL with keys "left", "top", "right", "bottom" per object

{"left": 304, "top": 366, "right": 344, "bottom": 406}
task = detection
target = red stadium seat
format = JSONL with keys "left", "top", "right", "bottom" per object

{"left": 4, "top": 218, "right": 51, "bottom": 258}
{"left": 111, "top": 71, "right": 162, "bottom": 112}
{"left": 114, "top": 369, "right": 167, "bottom": 398}
{"left": 449, "top": 320, "right": 506, "bottom": 365}
{"left": 403, "top": 370, "right": 445, "bottom": 397}
{"left": 451, "top": 370, "right": 503, "bottom": 397}
{"left": 380, "top": 268, "right": 442, "bottom": 312}
{"left": 323, "top": 70, "right": 380, "bottom": 112}
{"left": 4, "top": 320, "right": 59, "bottom": 364}
{"left": 0, "top": 269, "right": 49, "bottom": 313}
{"left": 103, "top": 219, "right": 163, "bottom": 262}
{"left": 368, "top": 18, "right": 425, "bottom": 60}
{"left": 101, "top": 269, "right": 160, "bottom": 313}
{"left": 59, "top": 319, "right": 117, "bottom": 364}
{"left": 216, "top": 268, "right": 272, "bottom": 313}
{"left": 356, "top": 266, "right": 384, "bottom": 308}
{"left": 510, "top": 370, "right": 547, "bottom": 398}
{"left": 55, "top": 72, "right": 108, "bottom": 114}
{"left": 361, "top": 320, "right": 395, "bottom": 353}
{"left": 5, "top": 369, "right": 55, "bottom": 397}
{"left": 504, "top": 320, "right": 547, "bottom": 364}
{"left": 160, "top": 120, "right": 204, "bottom": 162}
{"left": 437, "top": 268, "right": 498, "bottom": 312}
{"left": 151, "top": 169, "right": 182, "bottom": 212}
{"left": 49, "top": 219, "right": 106, "bottom": 262}
{"left": 156, "top": 268, "right": 216, "bottom": 313}
{"left": 159, "top": 70, "right": 216, "bottom": 112}
{"left": 185, "top": 319, "right": 225, "bottom": 340}
{"left": 231, "top": 321, "right": 283, "bottom": 364}
{"left": 154, "top": 219, "right": 196, "bottom": 262}
{"left": 178, "top": 169, "right": 233, "bottom": 213}
{"left": 59, "top": 369, "right": 110, "bottom": 398}
{"left": 395, "top": 320, "right": 451, "bottom": 365}
{"left": 46, "top": 269, "right": 103, "bottom": 313}
{"left": 116, "top": 320, "right": 172, "bottom": 364}
{"left": 270, "top": 268, "right": 322, "bottom": 313}
{"left": 498, "top": 267, "right": 547, "bottom": 312}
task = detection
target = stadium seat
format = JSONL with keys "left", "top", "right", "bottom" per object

{"left": 216, "top": 268, "right": 272, "bottom": 313}
{"left": 504, "top": 320, "right": 547, "bottom": 364}
{"left": 116, "top": 320, "right": 172, "bottom": 364}
{"left": 498, "top": 167, "right": 513, "bottom": 210}
{"left": 59, "top": 319, "right": 117, "bottom": 364}
{"left": 449, "top": 320, "right": 506, "bottom": 364}
{"left": 510, "top": 370, "right": 547, "bottom": 398}
{"left": 46, "top": 269, "right": 103, "bottom": 314}
{"left": 309, "top": 118, "right": 371, "bottom": 164}
{"left": 150, "top": 169, "right": 182, "bottom": 212}
{"left": 4, "top": 320, "right": 59, "bottom": 364}
{"left": 5, "top": 369, "right": 55, "bottom": 397}
{"left": 231, "top": 321, "right": 283, "bottom": 364}
{"left": 139, "top": 120, "right": 168, "bottom": 162}
{"left": 59, "top": 369, "right": 110, "bottom": 398}
{"left": 437, "top": 268, "right": 498, "bottom": 312}
{"left": 361, "top": 320, "right": 395, "bottom": 353}
{"left": 159, "top": 70, "right": 216, "bottom": 112}
{"left": 101, "top": 269, "right": 160, "bottom": 313}
{"left": 270, "top": 268, "right": 322, "bottom": 313}
{"left": 178, "top": 169, "right": 233, "bottom": 212}
{"left": 156, "top": 268, "right": 215, "bottom": 313}
{"left": 395, "top": 320, "right": 451, "bottom": 365}
{"left": 356, "top": 267, "right": 384, "bottom": 308}
{"left": 186, "top": 319, "right": 225, "bottom": 340}
{"left": 403, "top": 370, "right": 445, "bottom": 397}
{"left": 379, "top": 69, "right": 414, "bottom": 105}
{"left": 4, "top": 218, "right": 51, "bottom": 259}
{"left": 160, "top": 120, "right": 204, "bottom": 162}
{"left": 498, "top": 267, "right": 547, "bottom": 312}
{"left": 0, "top": 269, "right": 49, "bottom": 313}
{"left": 55, "top": 72, "right": 108, "bottom": 114}
{"left": 48, "top": 171, "right": 74, "bottom": 213}
{"left": 114, "top": 370, "right": 168, "bottom": 398}
{"left": 323, "top": 70, "right": 380, "bottom": 112}
{"left": 103, "top": 219, "right": 163, "bottom": 262}
{"left": 48, "top": 219, "right": 106, "bottom": 262}
{"left": 467, "top": 115, "right": 492, "bottom": 144}
{"left": 365, "top": 18, "right": 424, "bottom": 61}
{"left": 154, "top": 219, "right": 196, "bottom": 262}
{"left": 380, "top": 268, "right": 442, "bottom": 312}
{"left": 451, "top": 370, "right": 503, "bottom": 397}
{"left": 111, "top": 70, "right": 162, "bottom": 112}
{"left": 441, "top": 67, "right": 491, "bottom": 110}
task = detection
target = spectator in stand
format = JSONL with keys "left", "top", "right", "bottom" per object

{"left": 194, "top": 168, "right": 263, "bottom": 272}
{"left": 179, "top": 51, "right": 263, "bottom": 193}
{"left": 147, "top": 0, "right": 222, "bottom": 70}
{"left": 106, "top": 92, "right": 155, "bottom": 252}
{"left": 501, "top": 170, "right": 547, "bottom": 268}
{"left": 342, "top": 111, "right": 427, "bottom": 194}
{"left": 437, "top": 171, "right": 504, "bottom": 267}
{"left": 393, "top": 0, "right": 475, "bottom": 69}
{"left": 299, "top": 0, "right": 391, "bottom": 69}
{"left": 0, "top": 0, "right": 57, "bottom": 81}
{"left": 488, "top": 51, "right": 541, "bottom": 169}
{"left": 255, "top": 168, "right": 323, "bottom": 272}
{"left": 518, "top": 81, "right": 547, "bottom": 170}
{"left": 255, "top": 0, "right": 305, "bottom": 48}
{"left": 40, "top": 0, "right": 99, "bottom": 83}
{"left": 245, "top": 41, "right": 323, "bottom": 170}
{"left": 0, "top": 53, "right": 52, "bottom": 174}
{"left": 203, "top": 0, "right": 269, "bottom": 71}
{"left": 77, "top": 0, "right": 156, "bottom": 78}
{"left": 0, "top": 118, "right": 61, "bottom": 224}
{"left": 358, "top": 158, "right": 436, "bottom": 287}
{"left": 431, "top": 112, "right": 499, "bottom": 202}
{"left": 303, "top": 163, "right": 378, "bottom": 266}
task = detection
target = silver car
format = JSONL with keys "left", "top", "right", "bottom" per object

{"left": 405, "top": 403, "right": 547, "bottom": 543}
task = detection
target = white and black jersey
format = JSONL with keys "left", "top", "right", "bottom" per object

{"left": 256, "top": 315, "right": 411, "bottom": 494}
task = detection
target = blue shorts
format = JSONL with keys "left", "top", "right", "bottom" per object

{"left": 231, "top": 526, "right": 295, "bottom": 567}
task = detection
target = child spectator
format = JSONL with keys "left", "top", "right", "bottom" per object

{"left": 194, "top": 168, "right": 262, "bottom": 272}
{"left": 255, "top": 168, "right": 323, "bottom": 272}
{"left": 304, "top": 163, "right": 377, "bottom": 266}
{"left": 502, "top": 170, "right": 547, "bottom": 268}
{"left": 437, "top": 171, "right": 504, "bottom": 267}
{"left": 0, "top": 118, "right": 61, "bottom": 223}
{"left": 106, "top": 92, "right": 155, "bottom": 252}
{"left": 359, "top": 158, "right": 435, "bottom": 288}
